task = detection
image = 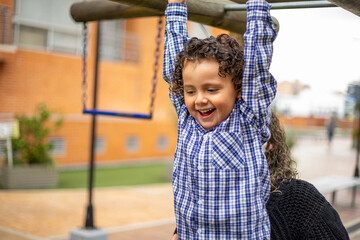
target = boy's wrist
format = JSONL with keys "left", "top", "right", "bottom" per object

{"left": 168, "top": 0, "right": 186, "bottom": 3}
{"left": 246, "top": 0, "right": 271, "bottom": 21}
{"left": 165, "top": 3, "right": 187, "bottom": 22}
{"left": 246, "top": 0, "right": 270, "bottom": 10}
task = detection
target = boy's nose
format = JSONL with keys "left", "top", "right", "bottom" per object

{"left": 195, "top": 93, "right": 208, "bottom": 105}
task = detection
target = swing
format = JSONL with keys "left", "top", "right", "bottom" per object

{"left": 81, "top": 17, "right": 163, "bottom": 119}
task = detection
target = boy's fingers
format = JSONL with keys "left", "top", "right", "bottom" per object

{"left": 172, "top": 233, "right": 178, "bottom": 240}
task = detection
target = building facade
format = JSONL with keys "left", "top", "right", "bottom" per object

{"left": 2, "top": 0, "right": 351, "bottom": 167}
{"left": 0, "top": 0, "right": 183, "bottom": 166}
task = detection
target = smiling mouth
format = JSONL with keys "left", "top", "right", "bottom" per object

{"left": 198, "top": 108, "right": 215, "bottom": 117}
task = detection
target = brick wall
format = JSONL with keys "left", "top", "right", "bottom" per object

{"left": 0, "top": 12, "right": 178, "bottom": 167}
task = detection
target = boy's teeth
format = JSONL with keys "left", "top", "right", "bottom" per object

{"left": 200, "top": 109, "right": 212, "bottom": 113}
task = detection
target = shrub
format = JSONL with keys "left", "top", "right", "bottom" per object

{"left": 4, "top": 104, "right": 63, "bottom": 166}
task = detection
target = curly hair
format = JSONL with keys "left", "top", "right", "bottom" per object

{"left": 265, "top": 110, "right": 298, "bottom": 191}
{"left": 171, "top": 34, "right": 245, "bottom": 101}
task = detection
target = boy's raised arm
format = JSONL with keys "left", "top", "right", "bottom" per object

{"left": 162, "top": 0, "right": 190, "bottom": 114}
{"left": 241, "top": 0, "right": 277, "bottom": 139}
{"left": 162, "top": 0, "right": 190, "bottom": 84}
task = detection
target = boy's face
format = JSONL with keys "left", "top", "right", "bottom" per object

{"left": 182, "top": 58, "right": 241, "bottom": 131}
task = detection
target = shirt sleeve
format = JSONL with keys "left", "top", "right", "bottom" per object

{"left": 242, "top": 0, "right": 277, "bottom": 142}
{"left": 162, "top": 3, "right": 190, "bottom": 115}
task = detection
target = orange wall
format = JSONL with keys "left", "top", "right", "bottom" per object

{"left": 0, "top": 49, "right": 84, "bottom": 113}
{"left": 0, "top": 11, "right": 178, "bottom": 167}
{"left": 52, "top": 120, "right": 177, "bottom": 165}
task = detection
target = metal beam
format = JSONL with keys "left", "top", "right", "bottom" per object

{"left": 71, "top": 0, "right": 278, "bottom": 35}
{"left": 225, "top": 1, "right": 337, "bottom": 11}
{"left": 328, "top": 0, "right": 360, "bottom": 17}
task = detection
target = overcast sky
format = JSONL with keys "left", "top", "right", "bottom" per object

{"left": 270, "top": 6, "right": 360, "bottom": 95}
{"left": 191, "top": 6, "right": 360, "bottom": 116}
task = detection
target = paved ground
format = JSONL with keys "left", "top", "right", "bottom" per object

{"left": 0, "top": 136, "right": 360, "bottom": 240}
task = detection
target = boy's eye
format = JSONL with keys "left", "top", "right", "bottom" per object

{"left": 185, "top": 90, "right": 195, "bottom": 94}
{"left": 208, "top": 89, "right": 218, "bottom": 93}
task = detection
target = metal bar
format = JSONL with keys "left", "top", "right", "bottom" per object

{"left": 224, "top": 1, "right": 337, "bottom": 11}
{"left": 346, "top": 219, "right": 360, "bottom": 234}
{"left": 85, "top": 21, "right": 101, "bottom": 230}
{"left": 83, "top": 109, "right": 152, "bottom": 119}
{"left": 331, "top": 191, "right": 336, "bottom": 205}
{"left": 351, "top": 185, "right": 357, "bottom": 207}
{"left": 355, "top": 106, "right": 360, "bottom": 177}
{"left": 199, "top": 24, "right": 211, "bottom": 38}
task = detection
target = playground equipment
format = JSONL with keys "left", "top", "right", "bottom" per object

{"left": 81, "top": 18, "right": 163, "bottom": 119}
{"left": 69, "top": 1, "right": 360, "bottom": 238}
{"left": 225, "top": 0, "right": 337, "bottom": 10}
{"left": 70, "top": 0, "right": 360, "bottom": 29}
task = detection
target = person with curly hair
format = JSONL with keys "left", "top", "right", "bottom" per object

{"left": 163, "top": 0, "right": 277, "bottom": 238}
{"left": 264, "top": 111, "right": 349, "bottom": 240}
{"left": 265, "top": 110, "right": 298, "bottom": 191}
{"left": 172, "top": 110, "right": 350, "bottom": 239}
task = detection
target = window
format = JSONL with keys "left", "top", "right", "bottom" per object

{"left": 126, "top": 135, "right": 139, "bottom": 153}
{"left": 12, "top": 0, "right": 140, "bottom": 59}
{"left": 95, "top": 137, "right": 106, "bottom": 154}
{"left": 12, "top": 0, "right": 82, "bottom": 54}
{"left": 0, "top": 5, "right": 12, "bottom": 44}
{"left": 48, "top": 137, "right": 66, "bottom": 156}
{"left": 0, "top": 139, "right": 6, "bottom": 158}
{"left": 18, "top": 25, "right": 47, "bottom": 49}
{"left": 157, "top": 135, "right": 169, "bottom": 151}
{"left": 100, "top": 20, "right": 139, "bottom": 62}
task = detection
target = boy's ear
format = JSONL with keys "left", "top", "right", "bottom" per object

{"left": 237, "top": 92, "right": 241, "bottom": 99}
{"left": 268, "top": 144, "right": 273, "bottom": 152}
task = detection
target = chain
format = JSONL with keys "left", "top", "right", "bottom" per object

{"left": 149, "top": 17, "right": 163, "bottom": 118}
{"left": 81, "top": 19, "right": 162, "bottom": 118}
{"left": 81, "top": 22, "right": 88, "bottom": 109}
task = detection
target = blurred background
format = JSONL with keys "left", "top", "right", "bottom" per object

{"left": 1, "top": 0, "right": 360, "bottom": 239}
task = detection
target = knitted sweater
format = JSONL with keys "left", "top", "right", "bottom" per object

{"left": 267, "top": 179, "right": 350, "bottom": 240}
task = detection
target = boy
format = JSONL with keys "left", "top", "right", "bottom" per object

{"left": 163, "top": 0, "right": 277, "bottom": 239}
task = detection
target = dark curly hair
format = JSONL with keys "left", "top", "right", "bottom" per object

{"left": 266, "top": 110, "right": 298, "bottom": 192}
{"left": 171, "top": 34, "right": 245, "bottom": 101}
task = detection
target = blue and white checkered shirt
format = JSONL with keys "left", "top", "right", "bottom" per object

{"left": 163, "top": 1, "right": 277, "bottom": 239}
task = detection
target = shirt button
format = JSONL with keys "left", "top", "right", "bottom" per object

{"left": 197, "top": 165, "right": 203, "bottom": 171}
{"left": 197, "top": 228, "right": 202, "bottom": 234}
{"left": 198, "top": 199, "right": 204, "bottom": 205}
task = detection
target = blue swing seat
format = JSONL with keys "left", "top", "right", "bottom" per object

{"left": 83, "top": 109, "right": 152, "bottom": 119}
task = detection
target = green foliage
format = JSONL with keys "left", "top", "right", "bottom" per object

{"left": 58, "top": 163, "right": 170, "bottom": 189}
{"left": 5, "top": 104, "right": 63, "bottom": 166}
{"left": 285, "top": 130, "right": 296, "bottom": 151}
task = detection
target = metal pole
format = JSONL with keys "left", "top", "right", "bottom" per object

{"left": 85, "top": 21, "right": 101, "bottom": 229}
{"left": 6, "top": 137, "right": 13, "bottom": 168}
{"left": 355, "top": 103, "right": 360, "bottom": 177}
{"left": 224, "top": 1, "right": 337, "bottom": 11}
